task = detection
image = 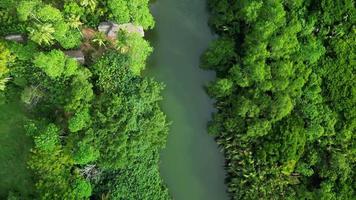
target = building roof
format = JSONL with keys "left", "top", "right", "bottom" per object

{"left": 98, "top": 22, "right": 145, "bottom": 39}
{"left": 64, "top": 50, "right": 85, "bottom": 64}
{"left": 5, "top": 34, "right": 25, "bottom": 42}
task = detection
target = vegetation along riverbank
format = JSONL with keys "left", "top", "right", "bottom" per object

{"left": 0, "top": 0, "right": 169, "bottom": 199}
{"left": 203, "top": 0, "right": 355, "bottom": 199}
{"left": 1, "top": 0, "right": 355, "bottom": 199}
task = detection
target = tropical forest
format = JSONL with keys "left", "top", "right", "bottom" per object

{"left": 0, "top": 0, "right": 355, "bottom": 200}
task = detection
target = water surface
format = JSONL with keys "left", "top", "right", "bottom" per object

{"left": 146, "top": 0, "right": 228, "bottom": 199}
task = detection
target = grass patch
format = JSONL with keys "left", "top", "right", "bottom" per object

{"left": 0, "top": 103, "right": 35, "bottom": 199}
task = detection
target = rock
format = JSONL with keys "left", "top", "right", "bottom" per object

{"left": 64, "top": 50, "right": 85, "bottom": 64}
{"left": 82, "top": 28, "right": 96, "bottom": 40}
{"left": 98, "top": 22, "right": 112, "bottom": 35}
{"left": 5, "top": 34, "right": 24, "bottom": 42}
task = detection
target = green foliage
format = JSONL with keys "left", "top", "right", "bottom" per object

{"left": 202, "top": 37, "right": 236, "bottom": 70}
{"left": 65, "top": 68, "right": 94, "bottom": 112}
{"left": 117, "top": 32, "right": 153, "bottom": 75}
{"left": 78, "top": 0, "right": 97, "bottom": 12}
{"left": 28, "top": 146, "right": 82, "bottom": 200}
{"left": 107, "top": 0, "right": 130, "bottom": 24}
{"left": 17, "top": 0, "right": 40, "bottom": 21}
{"left": 6, "top": 191, "right": 20, "bottom": 200}
{"left": 107, "top": 155, "right": 169, "bottom": 200}
{"left": 56, "top": 29, "right": 82, "bottom": 49}
{"left": 17, "top": 0, "right": 82, "bottom": 48}
{"left": 63, "top": 2, "right": 84, "bottom": 19}
{"left": 107, "top": 0, "right": 154, "bottom": 29}
{"left": 91, "top": 50, "right": 130, "bottom": 92}
{"left": 1, "top": 0, "right": 167, "bottom": 199}
{"left": 91, "top": 52, "right": 168, "bottom": 169}
{"left": 33, "top": 50, "right": 80, "bottom": 79}
{"left": 127, "top": 0, "right": 155, "bottom": 29}
{"left": 0, "top": 43, "right": 13, "bottom": 91}
{"left": 92, "top": 32, "right": 108, "bottom": 47}
{"left": 0, "top": 104, "right": 35, "bottom": 199}
{"left": 68, "top": 108, "right": 91, "bottom": 133}
{"left": 207, "top": 78, "right": 233, "bottom": 98}
{"left": 28, "top": 23, "right": 56, "bottom": 46}
{"left": 33, "top": 123, "right": 60, "bottom": 151}
{"left": 88, "top": 52, "right": 168, "bottom": 198}
{"left": 72, "top": 178, "right": 92, "bottom": 199}
{"left": 33, "top": 50, "right": 65, "bottom": 78}
{"left": 205, "top": 0, "right": 356, "bottom": 199}
{"left": 0, "top": 0, "right": 18, "bottom": 9}
{"left": 5, "top": 41, "right": 37, "bottom": 61}
{"left": 63, "top": 58, "right": 79, "bottom": 77}
{"left": 37, "top": 5, "right": 63, "bottom": 22}
{"left": 72, "top": 131, "right": 100, "bottom": 165}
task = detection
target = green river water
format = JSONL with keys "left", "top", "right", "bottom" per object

{"left": 146, "top": 0, "right": 229, "bottom": 199}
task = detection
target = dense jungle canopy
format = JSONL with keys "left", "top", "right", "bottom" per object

{"left": 203, "top": 0, "right": 355, "bottom": 199}
{"left": 0, "top": 0, "right": 169, "bottom": 199}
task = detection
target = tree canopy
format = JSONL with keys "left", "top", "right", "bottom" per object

{"left": 0, "top": 0, "right": 169, "bottom": 199}
{"left": 204, "top": 0, "right": 355, "bottom": 199}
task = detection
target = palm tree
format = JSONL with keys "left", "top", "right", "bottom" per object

{"left": 67, "top": 15, "right": 84, "bottom": 38}
{"left": 28, "top": 23, "right": 55, "bottom": 45}
{"left": 0, "top": 77, "right": 11, "bottom": 91}
{"left": 80, "top": 0, "right": 97, "bottom": 11}
{"left": 20, "top": 85, "right": 43, "bottom": 105}
{"left": 92, "top": 32, "right": 107, "bottom": 48}
{"left": 67, "top": 15, "right": 83, "bottom": 29}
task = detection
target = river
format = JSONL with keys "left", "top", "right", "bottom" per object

{"left": 146, "top": 0, "right": 228, "bottom": 199}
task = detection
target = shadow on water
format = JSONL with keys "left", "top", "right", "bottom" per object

{"left": 145, "top": 0, "right": 228, "bottom": 199}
